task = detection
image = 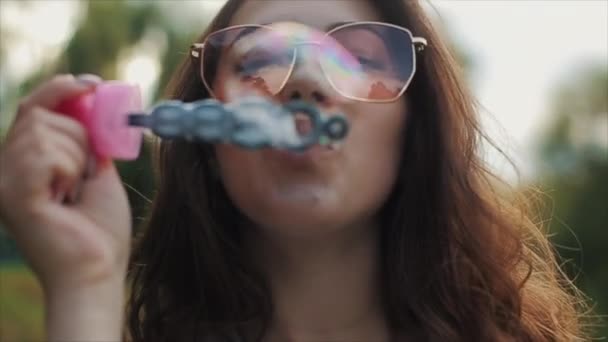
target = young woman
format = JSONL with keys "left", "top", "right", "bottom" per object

{"left": 0, "top": 0, "right": 589, "bottom": 341}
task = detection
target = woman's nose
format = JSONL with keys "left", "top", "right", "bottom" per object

{"left": 277, "top": 69, "right": 335, "bottom": 108}
{"left": 277, "top": 46, "right": 338, "bottom": 107}
{"left": 283, "top": 88, "right": 328, "bottom": 104}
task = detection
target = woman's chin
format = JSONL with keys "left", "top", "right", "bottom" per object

{"left": 246, "top": 185, "right": 347, "bottom": 235}
{"left": 270, "top": 182, "right": 334, "bottom": 204}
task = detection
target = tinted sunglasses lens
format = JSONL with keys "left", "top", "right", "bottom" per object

{"left": 202, "top": 26, "right": 294, "bottom": 100}
{"left": 325, "top": 23, "right": 415, "bottom": 101}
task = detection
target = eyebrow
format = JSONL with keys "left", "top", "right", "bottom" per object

{"left": 259, "top": 21, "right": 355, "bottom": 32}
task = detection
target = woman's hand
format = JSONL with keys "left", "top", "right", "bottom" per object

{"left": 0, "top": 74, "right": 132, "bottom": 340}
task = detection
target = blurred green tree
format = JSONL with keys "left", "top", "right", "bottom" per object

{"left": 535, "top": 61, "right": 608, "bottom": 337}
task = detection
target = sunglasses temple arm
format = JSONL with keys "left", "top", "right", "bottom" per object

{"left": 412, "top": 37, "right": 428, "bottom": 51}
{"left": 412, "top": 37, "right": 427, "bottom": 52}
{"left": 190, "top": 43, "right": 205, "bottom": 58}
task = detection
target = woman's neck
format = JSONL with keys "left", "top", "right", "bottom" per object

{"left": 248, "top": 222, "right": 390, "bottom": 342}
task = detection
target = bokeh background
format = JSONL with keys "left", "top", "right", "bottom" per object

{"left": 0, "top": 0, "right": 606, "bottom": 340}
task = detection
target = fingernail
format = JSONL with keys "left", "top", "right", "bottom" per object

{"left": 76, "top": 74, "right": 103, "bottom": 87}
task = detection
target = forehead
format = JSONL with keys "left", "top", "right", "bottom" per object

{"left": 230, "top": 0, "right": 381, "bottom": 29}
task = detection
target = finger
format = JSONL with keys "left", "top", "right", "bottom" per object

{"left": 3, "top": 106, "right": 88, "bottom": 186}
{"left": 48, "top": 125, "right": 88, "bottom": 179}
{"left": 48, "top": 129, "right": 89, "bottom": 204}
{"left": 77, "top": 158, "right": 122, "bottom": 210}
{"left": 73, "top": 157, "right": 125, "bottom": 232}
{"left": 46, "top": 143, "right": 86, "bottom": 202}
{"left": 8, "top": 107, "right": 89, "bottom": 154}
{"left": 7, "top": 123, "right": 88, "bottom": 201}
{"left": 16, "top": 74, "right": 100, "bottom": 121}
{"left": 2, "top": 140, "right": 76, "bottom": 206}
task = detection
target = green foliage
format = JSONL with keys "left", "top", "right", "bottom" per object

{"left": 57, "top": 0, "right": 161, "bottom": 78}
{"left": 0, "top": 264, "right": 44, "bottom": 342}
{"left": 535, "top": 62, "right": 608, "bottom": 337}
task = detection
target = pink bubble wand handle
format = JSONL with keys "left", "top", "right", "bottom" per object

{"left": 54, "top": 81, "right": 144, "bottom": 161}
{"left": 50, "top": 81, "right": 143, "bottom": 203}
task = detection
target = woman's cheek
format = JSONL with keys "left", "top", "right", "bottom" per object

{"left": 346, "top": 100, "right": 406, "bottom": 173}
{"left": 215, "top": 145, "right": 263, "bottom": 203}
{"left": 343, "top": 132, "right": 403, "bottom": 219}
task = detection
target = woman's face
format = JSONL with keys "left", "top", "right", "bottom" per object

{"left": 215, "top": 0, "right": 407, "bottom": 237}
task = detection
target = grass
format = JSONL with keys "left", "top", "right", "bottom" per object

{"left": 0, "top": 262, "right": 44, "bottom": 342}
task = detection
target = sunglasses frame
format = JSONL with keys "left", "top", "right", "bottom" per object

{"left": 191, "top": 21, "right": 428, "bottom": 103}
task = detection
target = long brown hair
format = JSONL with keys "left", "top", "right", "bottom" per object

{"left": 127, "top": 1, "right": 590, "bottom": 340}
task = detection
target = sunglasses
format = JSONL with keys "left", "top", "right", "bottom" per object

{"left": 191, "top": 21, "right": 427, "bottom": 103}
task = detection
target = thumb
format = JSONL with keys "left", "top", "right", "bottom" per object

{"left": 76, "top": 157, "right": 130, "bottom": 224}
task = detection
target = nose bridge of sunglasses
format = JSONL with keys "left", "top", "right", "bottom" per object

{"left": 292, "top": 42, "right": 324, "bottom": 65}
{"left": 279, "top": 44, "right": 345, "bottom": 101}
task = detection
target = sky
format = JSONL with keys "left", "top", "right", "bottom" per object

{"left": 1, "top": 0, "right": 606, "bottom": 182}
{"left": 428, "top": 0, "right": 608, "bottom": 180}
